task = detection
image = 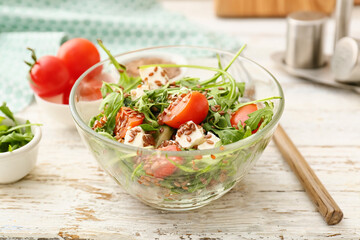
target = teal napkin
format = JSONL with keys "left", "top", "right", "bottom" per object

{"left": 0, "top": 0, "right": 242, "bottom": 112}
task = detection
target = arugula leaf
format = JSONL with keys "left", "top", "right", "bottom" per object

{"left": 177, "top": 77, "right": 201, "bottom": 88}
{"left": 203, "top": 123, "right": 243, "bottom": 145}
{"left": 0, "top": 132, "right": 33, "bottom": 143}
{"left": 244, "top": 102, "right": 274, "bottom": 131}
{"left": 0, "top": 103, "right": 41, "bottom": 153}
{"left": 131, "top": 163, "right": 144, "bottom": 180}
{"left": 0, "top": 124, "right": 8, "bottom": 132}
{"left": 0, "top": 102, "right": 18, "bottom": 125}
{"left": 233, "top": 96, "right": 281, "bottom": 111}
{"left": 200, "top": 44, "right": 247, "bottom": 86}
{"left": 97, "top": 132, "right": 117, "bottom": 140}
{"left": 139, "top": 124, "right": 159, "bottom": 131}
{"left": 5, "top": 123, "right": 41, "bottom": 134}
{"left": 97, "top": 39, "right": 139, "bottom": 91}
{"left": 25, "top": 120, "right": 32, "bottom": 134}
{"left": 8, "top": 145, "right": 14, "bottom": 152}
{"left": 212, "top": 128, "right": 244, "bottom": 145}
{"left": 140, "top": 63, "right": 238, "bottom": 107}
{"left": 101, "top": 92, "right": 124, "bottom": 134}
{"left": 236, "top": 82, "right": 245, "bottom": 97}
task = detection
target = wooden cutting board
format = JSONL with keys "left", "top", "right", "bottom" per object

{"left": 215, "top": 0, "right": 359, "bottom": 18}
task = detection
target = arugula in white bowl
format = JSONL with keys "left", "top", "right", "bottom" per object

{"left": 0, "top": 102, "right": 41, "bottom": 153}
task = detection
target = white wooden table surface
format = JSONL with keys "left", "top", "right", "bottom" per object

{"left": 1, "top": 0, "right": 360, "bottom": 239}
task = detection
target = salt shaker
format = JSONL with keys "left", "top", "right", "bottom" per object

{"left": 285, "top": 11, "right": 327, "bottom": 69}
{"left": 334, "top": 0, "right": 353, "bottom": 49}
{"left": 332, "top": 37, "right": 360, "bottom": 83}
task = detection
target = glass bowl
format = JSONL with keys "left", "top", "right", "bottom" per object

{"left": 69, "top": 46, "right": 284, "bottom": 210}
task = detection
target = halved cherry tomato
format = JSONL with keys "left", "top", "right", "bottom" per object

{"left": 151, "top": 145, "right": 182, "bottom": 178}
{"left": 57, "top": 38, "right": 102, "bottom": 83}
{"left": 27, "top": 53, "right": 70, "bottom": 97}
{"left": 231, "top": 104, "right": 259, "bottom": 132}
{"left": 162, "top": 91, "right": 209, "bottom": 128}
{"left": 113, "top": 107, "right": 144, "bottom": 139}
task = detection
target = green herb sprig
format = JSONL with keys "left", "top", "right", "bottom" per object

{"left": 0, "top": 103, "right": 41, "bottom": 152}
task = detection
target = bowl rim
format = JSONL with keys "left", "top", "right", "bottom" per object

{"left": 70, "top": 45, "right": 284, "bottom": 156}
{"left": 0, "top": 117, "right": 42, "bottom": 159}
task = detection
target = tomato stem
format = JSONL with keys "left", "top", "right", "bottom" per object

{"left": 24, "top": 47, "right": 38, "bottom": 71}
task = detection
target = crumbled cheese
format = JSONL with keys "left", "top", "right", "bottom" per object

{"left": 130, "top": 84, "right": 150, "bottom": 100}
{"left": 175, "top": 121, "right": 205, "bottom": 149}
{"left": 179, "top": 87, "right": 189, "bottom": 93}
{"left": 124, "top": 126, "right": 146, "bottom": 147}
{"left": 197, "top": 132, "right": 221, "bottom": 150}
{"left": 139, "top": 66, "right": 169, "bottom": 89}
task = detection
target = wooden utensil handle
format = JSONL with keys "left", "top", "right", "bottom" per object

{"left": 273, "top": 124, "right": 343, "bottom": 225}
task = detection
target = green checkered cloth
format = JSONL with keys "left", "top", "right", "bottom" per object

{"left": 0, "top": 0, "right": 242, "bottom": 112}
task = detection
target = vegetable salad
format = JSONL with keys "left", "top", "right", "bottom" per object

{"left": 87, "top": 42, "right": 281, "bottom": 199}
{"left": 90, "top": 42, "right": 280, "bottom": 156}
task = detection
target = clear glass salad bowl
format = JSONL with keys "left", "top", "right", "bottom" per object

{"left": 69, "top": 46, "right": 284, "bottom": 210}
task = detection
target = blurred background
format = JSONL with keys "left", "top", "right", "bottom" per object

{"left": 1, "top": 0, "right": 359, "bottom": 111}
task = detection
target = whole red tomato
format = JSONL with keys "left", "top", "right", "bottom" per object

{"left": 27, "top": 49, "right": 70, "bottom": 97}
{"left": 57, "top": 38, "right": 102, "bottom": 83}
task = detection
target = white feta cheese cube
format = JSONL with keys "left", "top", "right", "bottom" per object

{"left": 130, "top": 84, "right": 150, "bottom": 100}
{"left": 197, "top": 132, "right": 221, "bottom": 150}
{"left": 124, "top": 126, "right": 146, "bottom": 147}
{"left": 139, "top": 66, "right": 169, "bottom": 89}
{"left": 175, "top": 121, "right": 205, "bottom": 149}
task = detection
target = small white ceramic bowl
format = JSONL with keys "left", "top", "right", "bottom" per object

{"left": 35, "top": 94, "right": 74, "bottom": 127}
{"left": 0, "top": 117, "right": 42, "bottom": 184}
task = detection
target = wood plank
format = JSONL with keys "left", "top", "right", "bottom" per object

{"left": 215, "top": 0, "right": 336, "bottom": 17}
{"left": 0, "top": 116, "right": 359, "bottom": 238}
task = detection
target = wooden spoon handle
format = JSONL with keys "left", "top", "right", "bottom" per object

{"left": 273, "top": 124, "right": 343, "bottom": 225}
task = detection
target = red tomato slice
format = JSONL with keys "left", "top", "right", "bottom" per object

{"left": 57, "top": 38, "right": 102, "bottom": 83}
{"left": 162, "top": 91, "right": 209, "bottom": 128}
{"left": 114, "top": 107, "right": 144, "bottom": 139}
{"left": 29, "top": 55, "right": 70, "bottom": 97}
{"left": 231, "top": 103, "right": 258, "bottom": 130}
{"left": 151, "top": 145, "right": 182, "bottom": 178}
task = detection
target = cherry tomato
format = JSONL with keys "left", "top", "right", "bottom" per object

{"left": 151, "top": 145, "right": 182, "bottom": 178}
{"left": 78, "top": 77, "right": 102, "bottom": 101}
{"left": 231, "top": 104, "right": 258, "bottom": 131}
{"left": 162, "top": 91, "right": 209, "bottom": 128}
{"left": 28, "top": 55, "right": 70, "bottom": 97}
{"left": 77, "top": 72, "right": 113, "bottom": 101}
{"left": 61, "top": 81, "right": 73, "bottom": 105}
{"left": 114, "top": 107, "right": 144, "bottom": 139}
{"left": 57, "top": 38, "right": 102, "bottom": 83}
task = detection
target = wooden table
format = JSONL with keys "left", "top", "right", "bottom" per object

{"left": 1, "top": 1, "right": 360, "bottom": 239}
